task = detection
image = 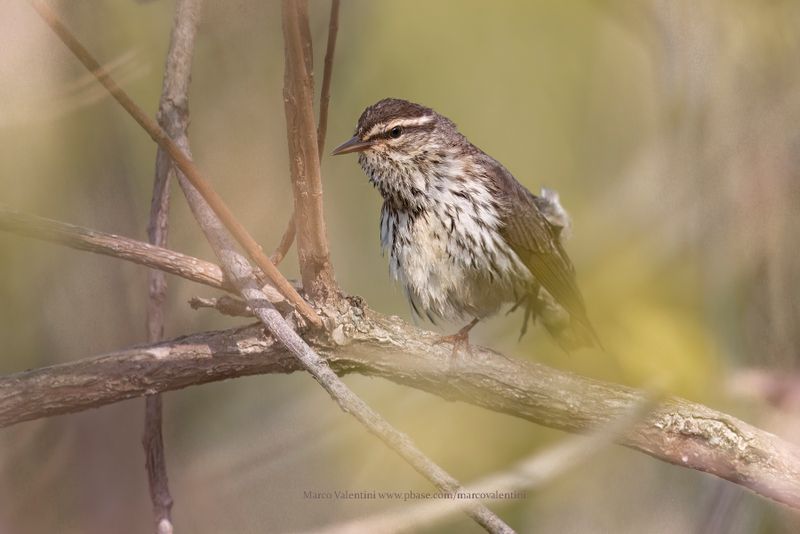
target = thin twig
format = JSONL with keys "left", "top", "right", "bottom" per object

{"left": 189, "top": 295, "right": 253, "bottom": 317}
{"left": 0, "top": 208, "right": 293, "bottom": 308}
{"left": 316, "top": 0, "right": 340, "bottom": 158}
{"left": 31, "top": 4, "right": 512, "bottom": 532}
{"left": 143, "top": 395, "right": 172, "bottom": 534}
{"left": 0, "top": 207, "right": 230, "bottom": 293}
{"left": 2, "top": 318, "right": 800, "bottom": 511}
{"left": 269, "top": 217, "right": 296, "bottom": 265}
{"left": 30, "top": 0, "right": 322, "bottom": 328}
{"left": 142, "top": 0, "right": 203, "bottom": 531}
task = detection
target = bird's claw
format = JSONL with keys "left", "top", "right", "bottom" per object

{"left": 433, "top": 330, "right": 474, "bottom": 360}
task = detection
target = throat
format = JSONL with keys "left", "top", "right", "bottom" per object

{"left": 370, "top": 169, "right": 429, "bottom": 213}
{"left": 360, "top": 151, "right": 464, "bottom": 212}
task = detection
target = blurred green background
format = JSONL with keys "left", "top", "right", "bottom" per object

{"left": 2, "top": 0, "right": 800, "bottom": 532}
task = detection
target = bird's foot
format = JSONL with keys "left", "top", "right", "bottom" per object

{"left": 433, "top": 331, "right": 474, "bottom": 359}
{"left": 433, "top": 318, "right": 480, "bottom": 360}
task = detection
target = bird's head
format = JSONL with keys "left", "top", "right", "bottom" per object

{"left": 333, "top": 98, "right": 466, "bottom": 202}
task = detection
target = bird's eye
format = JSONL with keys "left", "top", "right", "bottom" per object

{"left": 389, "top": 126, "right": 402, "bottom": 139}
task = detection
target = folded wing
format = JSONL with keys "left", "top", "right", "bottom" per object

{"left": 480, "top": 156, "right": 601, "bottom": 348}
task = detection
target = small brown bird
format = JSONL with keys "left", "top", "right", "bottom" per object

{"left": 333, "top": 98, "right": 599, "bottom": 352}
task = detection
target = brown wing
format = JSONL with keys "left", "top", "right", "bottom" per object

{"left": 480, "top": 156, "right": 600, "bottom": 345}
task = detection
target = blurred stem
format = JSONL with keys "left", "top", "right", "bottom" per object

{"left": 317, "top": 0, "right": 340, "bottom": 158}
{"left": 312, "top": 395, "right": 657, "bottom": 534}
{"left": 143, "top": 0, "right": 204, "bottom": 532}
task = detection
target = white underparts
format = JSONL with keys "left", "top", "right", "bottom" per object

{"left": 364, "top": 148, "right": 532, "bottom": 321}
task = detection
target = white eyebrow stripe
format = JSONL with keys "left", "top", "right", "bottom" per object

{"left": 364, "top": 115, "right": 434, "bottom": 139}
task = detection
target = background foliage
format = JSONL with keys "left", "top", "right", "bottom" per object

{"left": 1, "top": 1, "right": 799, "bottom": 532}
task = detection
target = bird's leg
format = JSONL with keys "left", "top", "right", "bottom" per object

{"left": 433, "top": 317, "right": 480, "bottom": 357}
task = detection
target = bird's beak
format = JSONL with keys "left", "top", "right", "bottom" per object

{"left": 331, "top": 136, "right": 373, "bottom": 156}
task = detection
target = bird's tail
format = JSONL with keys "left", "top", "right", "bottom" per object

{"left": 545, "top": 315, "right": 603, "bottom": 353}
{"left": 520, "top": 292, "right": 603, "bottom": 352}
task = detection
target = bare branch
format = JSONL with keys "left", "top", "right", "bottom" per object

{"left": 189, "top": 295, "right": 253, "bottom": 317}
{"left": 316, "top": 0, "right": 340, "bottom": 159}
{"left": 30, "top": 0, "right": 322, "bottom": 328}
{"left": 1, "top": 308, "right": 799, "bottom": 511}
{"left": 0, "top": 207, "right": 291, "bottom": 308}
{"left": 142, "top": 0, "right": 203, "bottom": 531}
{"left": 281, "top": 0, "right": 337, "bottom": 300}
{"left": 270, "top": 0, "right": 339, "bottom": 266}
{"left": 0, "top": 207, "right": 232, "bottom": 293}
{"left": 269, "top": 216, "right": 296, "bottom": 266}
{"left": 143, "top": 395, "right": 172, "bottom": 534}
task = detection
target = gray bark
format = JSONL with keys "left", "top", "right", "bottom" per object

{"left": 1, "top": 304, "right": 798, "bottom": 511}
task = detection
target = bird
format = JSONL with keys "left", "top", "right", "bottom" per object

{"left": 332, "top": 98, "right": 599, "bottom": 353}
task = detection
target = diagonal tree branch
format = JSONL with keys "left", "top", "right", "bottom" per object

{"left": 1, "top": 310, "right": 799, "bottom": 511}
{"left": 0, "top": 207, "right": 294, "bottom": 309}
{"left": 0, "top": 207, "right": 227, "bottom": 291}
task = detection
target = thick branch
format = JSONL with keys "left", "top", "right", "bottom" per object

{"left": 281, "top": 0, "right": 337, "bottom": 300}
{"left": 270, "top": 0, "right": 339, "bottom": 268}
{"left": 1, "top": 306, "right": 799, "bottom": 511}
